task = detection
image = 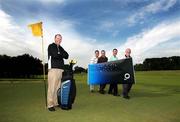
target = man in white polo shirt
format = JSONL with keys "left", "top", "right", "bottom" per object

{"left": 89, "top": 50, "right": 99, "bottom": 92}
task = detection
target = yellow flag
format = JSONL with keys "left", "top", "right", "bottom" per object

{"left": 28, "top": 22, "right": 43, "bottom": 37}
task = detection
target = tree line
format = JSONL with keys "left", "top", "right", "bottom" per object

{"left": 0, "top": 54, "right": 44, "bottom": 78}
{"left": 134, "top": 56, "right": 180, "bottom": 71}
{"left": 0, "top": 54, "right": 179, "bottom": 78}
{"left": 0, "top": 54, "right": 86, "bottom": 78}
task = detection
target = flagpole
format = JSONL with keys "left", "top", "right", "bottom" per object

{"left": 41, "top": 22, "right": 47, "bottom": 108}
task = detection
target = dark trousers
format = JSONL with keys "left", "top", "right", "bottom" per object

{"left": 99, "top": 84, "right": 106, "bottom": 91}
{"left": 122, "top": 83, "right": 133, "bottom": 97}
{"left": 108, "top": 83, "right": 118, "bottom": 95}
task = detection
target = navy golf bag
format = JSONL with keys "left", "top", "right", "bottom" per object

{"left": 57, "top": 62, "right": 76, "bottom": 110}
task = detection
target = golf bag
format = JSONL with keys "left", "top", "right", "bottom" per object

{"left": 57, "top": 63, "right": 76, "bottom": 110}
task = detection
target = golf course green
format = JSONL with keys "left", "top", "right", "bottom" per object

{"left": 0, "top": 71, "right": 180, "bottom": 122}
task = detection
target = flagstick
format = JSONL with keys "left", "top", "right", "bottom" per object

{"left": 41, "top": 23, "right": 47, "bottom": 108}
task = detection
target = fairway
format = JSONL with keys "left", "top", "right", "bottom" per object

{"left": 0, "top": 71, "right": 180, "bottom": 122}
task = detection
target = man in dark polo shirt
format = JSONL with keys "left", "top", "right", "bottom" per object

{"left": 47, "top": 34, "right": 69, "bottom": 111}
{"left": 122, "top": 48, "right": 133, "bottom": 99}
{"left": 98, "top": 50, "right": 108, "bottom": 94}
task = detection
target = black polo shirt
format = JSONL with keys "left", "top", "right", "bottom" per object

{"left": 97, "top": 56, "right": 108, "bottom": 63}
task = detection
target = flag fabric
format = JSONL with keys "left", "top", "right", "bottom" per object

{"left": 28, "top": 22, "right": 43, "bottom": 37}
{"left": 88, "top": 58, "right": 135, "bottom": 85}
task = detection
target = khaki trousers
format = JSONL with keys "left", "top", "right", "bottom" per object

{"left": 47, "top": 69, "right": 63, "bottom": 108}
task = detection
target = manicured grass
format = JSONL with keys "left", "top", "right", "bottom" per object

{"left": 0, "top": 71, "right": 180, "bottom": 122}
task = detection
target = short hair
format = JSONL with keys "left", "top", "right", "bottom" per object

{"left": 54, "top": 34, "right": 62, "bottom": 39}
{"left": 101, "top": 50, "right": 105, "bottom": 53}
{"left": 113, "top": 48, "right": 118, "bottom": 51}
{"left": 95, "top": 50, "right": 99, "bottom": 53}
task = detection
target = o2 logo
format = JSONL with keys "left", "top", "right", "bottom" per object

{"left": 124, "top": 73, "right": 130, "bottom": 80}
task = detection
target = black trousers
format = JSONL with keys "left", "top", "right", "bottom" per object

{"left": 108, "top": 83, "right": 118, "bottom": 95}
{"left": 122, "top": 83, "right": 133, "bottom": 97}
{"left": 99, "top": 84, "right": 106, "bottom": 91}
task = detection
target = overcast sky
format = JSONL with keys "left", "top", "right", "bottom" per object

{"left": 0, "top": 0, "right": 180, "bottom": 67}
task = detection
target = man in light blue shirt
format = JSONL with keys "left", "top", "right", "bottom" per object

{"left": 108, "top": 48, "right": 119, "bottom": 96}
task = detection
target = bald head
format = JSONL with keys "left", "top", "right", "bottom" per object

{"left": 125, "top": 48, "right": 131, "bottom": 57}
